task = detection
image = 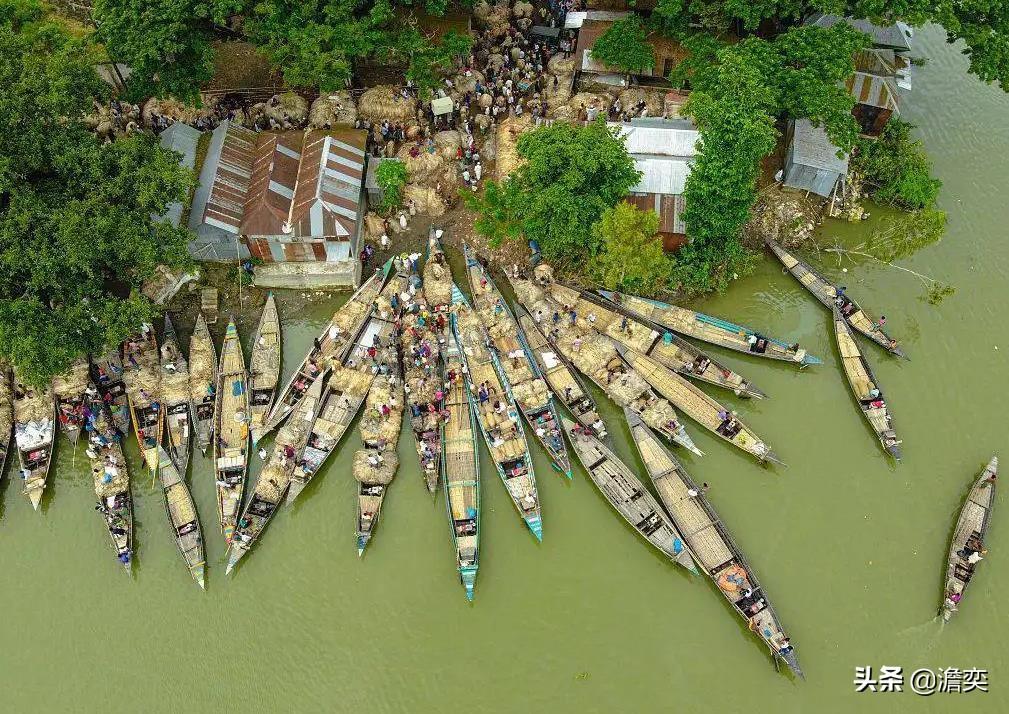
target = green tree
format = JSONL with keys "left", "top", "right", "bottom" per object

{"left": 851, "top": 119, "right": 941, "bottom": 209}
{"left": 591, "top": 15, "right": 654, "bottom": 74}
{"left": 0, "top": 21, "right": 194, "bottom": 386}
{"left": 465, "top": 119, "right": 641, "bottom": 266}
{"left": 375, "top": 159, "right": 408, "bottom": 213}
{"left": 592, "top": 203, "right": 675, "bottom": 295}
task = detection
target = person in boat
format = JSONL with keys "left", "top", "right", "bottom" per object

{"left": 868, "top": 386, "right": 881, "bottom": 399}
{"left": 692, "top": 356, "right": 710, "bottom": 373}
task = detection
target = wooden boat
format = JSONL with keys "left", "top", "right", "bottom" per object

{"left": 548, "top": 281, "right": 764, "bottom": 399}
{"left": 833, "top": 306, "right": 901, "bottom": 459}
{"left": 765, "top": 236, "right": 905, "bottom": 358}
{"left": 156, "top": 446, "right": 205, "bottom": 588}
{"left": 597, "top": 290, "right": 821, "bottom": 366}
{"left": 618, "top": 345, "right": 780, "bottom": 463}
{"left": 87, "top": 394, "right": 133, "bottom": 571}
{"left": 12, "top": 372, "right": 54, "bottom": 510}
{"left": 213, "top": 318, "right": 249, "bottom": 544}
{"left": 0, "top": 364, "right": 11, "bottom": 481}
{"left": 91, "top": 349, "right": 131, "bottom": 434}
{"left": 160, "top": 315, "right": 193, "bottom": 477}
{"left": 941, "top": 457, "right": 997, "bottom": 620}
{"left": 249, "top": 293, "right": 281, "bottom": 446}
{"left": 422, "top": 228, "right": 454, "bottom": 312}
{"left": 465, "top": 244, "right": 571, "bottom": 476}
{"left": 452, "top": 284, "right": 542, "bottom": 540}
{"left": 52, "top": 357, "right": 90, "bottom": 445}
{"left": 516, "top": 304, "right": 606, "bottom": 439}
{"left": 227, "top": 377, "right": 324, "bottom": 574}
{"left": 288, "top": 308, "right": 397, "bottom": 503}
{"left": 509, "top": 276, "right": 702, "bottom": 456}
{"left": 262, "top": 258, "right": 392, "bottom": 439}
{"left": 189, "top": 313, "right": 218, "bottom": 454}
{"left": 564, "top": 418, "right": 697, "bottom": 573}
{"left": 442, "top": 327, "right": 480, "bottom": 599}
{"left": 626, "top": 409, "right": 803, "bottom": 677}
{"left": 122, "top": 326, "right": 163, "bottom": 476}
{"left": 354, "top": 299, "right": 405, "bottom": 555}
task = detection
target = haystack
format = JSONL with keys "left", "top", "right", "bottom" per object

{"left": 495, "top": 115, "right": 533, "bottom": 181}
{"left": 548, "top": 54, "right": 576, "bottom": 76}
{"left": 472, "top": 0, "right": 492, "bottom": 24}
{"left": 92, "top": 447, "right": 129, "bottom": 498}
{"left": 510, "top": 377, "right": 548, "bottom": 408}
{"left": 264, "top": 92, "right": 309, "bottom": 126}
{"left": 484, "top": 5, "right": 511, "bottom": 37}
{"left": 359, "top": 85, "right": 417, "bottom": 124}
{"left": 353, "top": 449, "right": 399, "bottom": 484}
{"left": 423, "top": 259, "right": 453, "bottom": 307}
{"left": 309, "top": 91, "right": 357, "bottom": 128}
{"left": 513, "top": 0, "right": 534, "bottom": 18}
{"left": 254, "top": 461, "right": 291, "bottom": 503}
{"left": 617, "top": 88, "right": 665, "bottom": 117}
{"left": 364, "top": 212, "right": 387, "bottom": 240}
{"left": 404, "top": 184, "right": 447, "bottom": 216}
{"left": 142, "top": 96, "right": 216, "bottom": 126}
{"left": 52, "top": 358, "right": 90, "bottom": 398}
{"left": 396, "top": 145, "right": 448, "bottom": 184}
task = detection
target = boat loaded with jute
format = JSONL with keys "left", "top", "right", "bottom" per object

{"left": 249, "top": 293, "right": 281, "bottom": 446}
{"left": 765, "top": 236, "right": 905, "bottom": 358}
{"left": 160, "top": 315, "right": 193, "bottom": 477}
{"left": 941, "top": 456, "right": 997, "bottom": 620}
{"left": 262, "top": 259, "right": 392, "bottom": 440}
{"left": 213, "top": 318, "right": 249, "bottom": 544}
{"left": 442, "top": 327, "right": 481, "bottom": 599}
{"left": 12, "top": 370, "right": 54, "bottom": 510}
{"left": 0, "top": 363, "right": 11, "bottom": 479}
{"left": 515, "top": 305, "right": 606, "bottom": 439}
{"left": 597, "top": 290, "right": 821, "bottom": 366}
{"left": 465, "top": 244, "right": 571, "bottom": 476}
{"left": 548, "top": 280, "right": 764, "bottom": 399}
{"left": 156, "top": 446, "right": 205, "bottom": 588}
{"left": 227, "top": 378, "right": 324, "bottom": 574}
{"left": 189, "top": 313, "right": 218, "bottom": 454}
{"left": 122, "top": 326, "right": 163, "bottom": 477}
{"left": 52, "top": 357, "right": 90, "bottom": 445}
{"left": 617, "top": 345, "right": 780, "bottom": 464}
{"left": 564, "top": 418, "right": 697, "bottom": 573}
{"left": 625, "top": 409, "right": 803, "bottom": 678}
{"left": 87, "top": 393, "right": 133, "bottom": 571}
{"left": 452, "top": 284, "right": 542, "bottom": 540}
{"left": 91, "top": 349, "right": 131, "bottom": 434}
{"left": 833, "top": 305, "right": 901, "bottom": 459}
{"left": 509, "top": 276, "right": 701, "bottom": 457}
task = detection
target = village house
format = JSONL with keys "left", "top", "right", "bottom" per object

{"left": 188, "top": 120, "right": 368, "bottom": 288}
{"left": 572, "top": 16, "right": 686, "bottom": 86}
{"left": 782, "top": 118, "right": 849, "bottom": 199}
{"left": 610, "top": 118, "right": 698, "bottom": 250}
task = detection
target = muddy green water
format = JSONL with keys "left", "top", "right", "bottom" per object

{"left": 2, "top": 26, "right": 1008, "bottom": 713}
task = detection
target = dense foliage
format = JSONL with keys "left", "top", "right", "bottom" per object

{"left": 851, "top": 119, "right": 941, "bottom": 209}
{"left": 375, "top": 159, "right": 408, "bottom": 213}
{"left": 592, "top": 203, "right": 675, "bottom": 295}
{"left": 465, "top": 120, "right": 640, "bottom": 266}
{"left": 591, "top": 15, "right": 655, "bottom": 74}
{"left": 0, "top": 13, "right": 194, "bottom": 386}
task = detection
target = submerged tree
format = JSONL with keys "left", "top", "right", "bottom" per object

{"left": 851, "top": 119, "right": 942, "bottom": 209}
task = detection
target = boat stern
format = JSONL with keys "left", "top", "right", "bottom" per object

{"left": 461, "top": 567, "right": 478, "bottom": 601}
{"left": 285, "top": 478, "right": 307, "bottom": 505}
{"left": 780, "top": 649, "right": 804, "bottom": 679}
{"left": 525, "top": 515, "right": 543, "bottom": 542}
{"left": 192, "top": 564, "right": 206, "bottom": 590}
{"left": 27, "top": 486, "right": 43, "bottom": 511}
{"left": 225, "top": 546, "right": 246, "bottom": 575}
{"left": 673, "top": 427, "right": 704, "bottom": 458}
{"left": 357, "top": 532, "right": 371, "bottom": 556}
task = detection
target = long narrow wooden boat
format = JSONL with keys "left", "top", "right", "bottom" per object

{"left": 510, "top": 276, "right": 702, "bottom": 456}
{"left": 833, "top": 305, "right": 901, "bottom": 459}
{"left": 549, "top": 281, "right": 764, "bottom": 399}
{"left": 442, "top": 327, "right": 481, "bottom": 599}
{"left": 941, "top": 456, "right": 997, "bottom": 620}
{"left": 227, "top": 377, "right": 324, "bottom": 574}
{"left": 160, "top": 315, "right": 193, "bottom": 477}
{"left": 214, "top": 318, "right": 249, "bottom": 544}
{"left": 0, "top": 364, "right": 11, "bottom": 481}
{"left": 288, "top": 307, "right": 397, "bottom": 504}
{"left": 262, "top": 258, "right": 393, "bottom": 438}
{"left": 516, "top": 305, "right": 606, "bottom": 439}
{"left": 122, "top": 326, "right": 163, "bottom": 476}
{"left": 626, "top": 409, "right": 803, "bottom": 677}
{"left": 249, "top": 293, "right": 281, "bottom": 446}
{"left": 355, "top": 272, "right": 409, "bottom": 553}
{"left": 52, "top": 357, "right": 90, "bottom": 445}
{"left": 765, "top": 236, "right": 905, "bottom": 358}
{"left": 465, "top": 244, "right": 571, "bottom": 476}
{"left": 189, "top": 313, "right": 218, "bottom": 454}
{"left": 598, "top": 290, "right": 821, "bottom": 366}
{"left": 401, "top": 271, "right": 444, "bottom": 492}
{"left": 87, "top": 393, "right": 133, "bottom": 571}
{"left": 91, "top": 349, "right": 131, "bottom": 434}
{"left": 564, "top": 418, "right": 697, "bottom": 573}
{"left": 452, "top": 284, "right": 542, "bottom": 540}
{"left": 618, "top": 345, "right": 780, "bottom": 463}
{"left": 12, "top": 372, "right": 54, "bottom": 510}
{"left": 156, "top": 446, "right": 205, "bottom": 588}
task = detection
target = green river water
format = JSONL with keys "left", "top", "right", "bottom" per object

{"left": 2, "top": 26, "right": 1007, "bottom": 713}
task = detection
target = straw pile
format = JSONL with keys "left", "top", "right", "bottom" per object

{"left": 123, "top": 335, "right": 161, "bottom": 407}
{"left": 358, "top": 375, "right": 403, "bottom": 447}
{"left": 52, "top": 358, "right": 89, "bottom": 398}
{"left": 617, "top": 88, "right": 665, "bottom": 117}
{"left": 92, "top": 446, "right": 129, "bottom": 498}
{"left": 189, "top": 323, "right": 216, "bottom": 403}
{"left": 309, "top": 91, "right": 357, "bottom": 128}
{"left": 329, "top": 364, "right": 374, "bottom": 397}
{"left": 358, "top": 85, "right": 417, "bottom": 124}
{"left": 403, "top": 184, "right": 447, "bottom": 216}
{"left": 396, "top": 146, "right": 447, "bottom": 184}
{"left": 495, "top": 115, "right": 533, "bottom": 181}
{"left": 254, "top": 461, "right": 290, "bottom": 503}
{"left": 161, "top": 343, "right": 190, "bottom": 404}
{"left": 423, "top": 258, "right": 453, "bottom": 308}
{"left": 476, "top": 400, "right": 526, "bottom": 461}
{"left": 13, "top": 381, "right": 53, "bottom": 423}
{"left": 510, "top": 377, "right": 548, "bottom": 408}
{"left": 0, "top": 370, "right": 11, "bottom": 439}
{"left": 352, "top": 449, "right": 399, "bottom": 484}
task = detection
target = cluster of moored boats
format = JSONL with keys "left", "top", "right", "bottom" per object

{"left": 0, "top": 231, "right": 993, "bottom": 676}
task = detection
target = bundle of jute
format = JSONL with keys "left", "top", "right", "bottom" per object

{"left": 352, "top": 449, "right": 399, "bottom": 485}
{"left": 510, "top": 377, "right": 549, "bottom": 408}
{"left": 52, "top": 358, "right": 89, "bottom": 398}
{"left": 358, "top": 85, "right": 416, "bottom": 124}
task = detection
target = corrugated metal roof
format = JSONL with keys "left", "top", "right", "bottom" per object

{"left": 191, "top": 120, "right": 257, "bottom": 236}
{"left": 630, "top": 157, "right": 691, "bottom": 194}
{"left": 807, "top": 13, "right": 912, "bottom": 52}
{"left": 790, "top": 119, "right": 848, "bottom": 173}
{"left": 157, "top": 123, "right": 201, "bottom": 227}
{"left": 609, "top": 121, "right": 699, "bottom": 158}
{"left": 846, "top": 72, "right": 899, "bottom": 111}
{"left": 564, "top": 10, "right": 630, "bottom": 29}
{"left": 289, "top": 129, "right": 367, "bottom": 239}
{"left": 240, "top": 131, "right": 301, "bottom": 236}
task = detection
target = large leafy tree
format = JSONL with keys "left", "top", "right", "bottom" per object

{"left": 466, "top": 119, "right": 641, "bottom": 266}
{"left": 0, "top": 16, "right": 194, "bottom": 386}
{"left": 591, "top": 15, "right": 655, "bottom": 74}
{"left": 592, "top": 203, "right": 675, "bottom": 295}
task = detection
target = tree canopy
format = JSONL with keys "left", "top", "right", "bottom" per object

{"left": 0, "top": 14, "right": 194, "bottom": 386}
{"left": 465, "top": 119, "right": 641, "bottom": 266}
{"left": 591, "top": 15, "right": 655, "bottom": 74}
{"left": 592, "top": 203, "right": 675, "bottom": 295}
{"left": 851, "top": 119, "right": 942, "bottom": 210}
